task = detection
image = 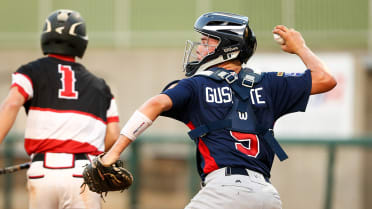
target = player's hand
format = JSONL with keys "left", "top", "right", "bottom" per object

{"left": 82, "top": 153, "right": 133, "bottom": 195}
{"left": 100, "top": 151, "right": 120, "bottom": 166}
{"left": 272, "top": 25, "right": 307, "bottom": 55}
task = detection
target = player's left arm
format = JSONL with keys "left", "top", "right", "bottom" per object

{"left": 295, "top": 47, "right": 337, "bottom": 95}
{"left": 102, "top": 94, "right": 173, "bottom": 165}
{"left": 273, "top": 25, "right": 337, "bottom": 94}
{"left": 0, "top": 87, "right": 25, "bottom": 144}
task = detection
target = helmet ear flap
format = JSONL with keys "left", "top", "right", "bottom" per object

{"left": 238, "top": 26, "right": 257, "bottom": 64}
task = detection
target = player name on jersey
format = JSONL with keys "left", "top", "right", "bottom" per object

{"left": 205, "top": 86, "right": 266, "bottom": 105}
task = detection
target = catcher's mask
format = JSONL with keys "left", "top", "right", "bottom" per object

{"left": 41, "top": 9, "right": 88, "bottom": 58}
{"left": 183, "top": 12, "right": 257, "bottom": 77}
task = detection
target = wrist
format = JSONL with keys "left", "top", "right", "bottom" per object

{"left": 100, "top": 152, "right": 120, "bottom": 166}
{"left": 120, "top": 110, "right": 152, "bottom": 140}
{"left": 295, "top": 44, "right": 310, "bottom": 56}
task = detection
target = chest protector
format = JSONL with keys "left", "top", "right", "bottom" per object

{"left": 188, "top": 68, "right": 288, "bottom": 161}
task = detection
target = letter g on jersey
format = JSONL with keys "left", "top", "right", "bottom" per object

{"left": 205, "top": 87, "right": 232, "bottom": 104}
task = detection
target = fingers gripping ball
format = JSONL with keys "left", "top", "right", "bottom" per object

{"left": 273, "top": 33, "right": 285, "bottom": 45}
{"left": 82, "top": 153, "right": 133, "bottom": 195}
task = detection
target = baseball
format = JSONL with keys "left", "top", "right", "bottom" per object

{"left": 273, "top": 33, "right": 285, "bottom": 45}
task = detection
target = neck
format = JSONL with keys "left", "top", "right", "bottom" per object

{"left": 216, "top": 59, "right": 242, "bottom": 73}
{"left": 48, "top": 54, "right": 75, "bottom": 62}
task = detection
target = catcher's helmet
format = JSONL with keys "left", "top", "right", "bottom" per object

{"left": 41, "top": 9, "right": 88, "bottom": 58}
{"left": 183, "top": 12, "right": 257, "bottom": 77}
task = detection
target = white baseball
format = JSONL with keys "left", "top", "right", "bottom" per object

{"left": 273, "top": 33, "right": 285, "bottom": 45}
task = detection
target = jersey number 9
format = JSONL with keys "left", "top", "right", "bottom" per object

{"left": 230, "top": 131, "right": 260, "bottom": 158}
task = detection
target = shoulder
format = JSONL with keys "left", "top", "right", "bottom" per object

{"left": 93, "top": 76, "right": 113, "bottom": 98}
{"left": 72, "top": 64, "right": 113, "bottom": 97}
{"left": 259, "top": 70, "right": 312, "bottom": 99}
{"left": 161, "top": 77, "right": 200, "bottom": 102}
{"left": 163, "top": 77, "right": 202, "bottom": 91}
{"left": 73, "top": 63, "right": 103, "bottom": 82}
{"left": 90, "top": 74, "right": 112, "bottom": 93}
{"left": 179, "top": 76, "right": 212, "bottom": 90}
{"left": 15, "top": 57, "right": 48, "bottom": 76}
{"left": 261, "top": 70, "right": 311, "bottom": 82}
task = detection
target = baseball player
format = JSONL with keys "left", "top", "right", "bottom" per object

{"left": 99, "top": 12, "right": 337, "bottom": 209}
{"left": 0, "top": 10, "right": 120, "bottom": 209}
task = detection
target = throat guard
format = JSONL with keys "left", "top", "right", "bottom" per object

{"left": 188, "top": 68, "right": 288, "bottom": 161}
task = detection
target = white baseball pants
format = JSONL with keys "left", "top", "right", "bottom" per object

{"left": 26, "top": 153, "right": 101, "bottom": 209}
{"left": 184, "top": 167, "right": 282, "bottom": 209}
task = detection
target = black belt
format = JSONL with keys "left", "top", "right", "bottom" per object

{"left": 225, "top": 167, "right": 271, "bottom": 183}
{"left": 32, "top": 153, "right": 89, "bottom": 162}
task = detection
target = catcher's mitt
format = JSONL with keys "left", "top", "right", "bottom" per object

{"left": 82, "top": 153, "right": 133, "bottom": 195}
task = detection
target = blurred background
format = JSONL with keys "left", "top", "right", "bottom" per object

{"left": 0, "top": 0, "right": 371, "bottom": 209}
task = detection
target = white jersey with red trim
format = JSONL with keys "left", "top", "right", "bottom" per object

{"left": 12, "top": 55, "right": 119, "bottom": 155}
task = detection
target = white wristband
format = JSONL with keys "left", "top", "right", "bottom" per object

{"left": 120, "top": 110, "right": 153, "bottom": 140}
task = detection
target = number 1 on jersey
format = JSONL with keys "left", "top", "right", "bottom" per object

{"left": 230, "top": 131, "right": 260, "bottom": 158}
{"left": 58, "top": 64, "right": 78, "bottom": 99}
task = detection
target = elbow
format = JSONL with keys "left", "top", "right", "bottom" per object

{"left": 311, "top": 72, "right": 337, "bottom": 94}
{"left": 322, "top": 72, "right": 337, "bottom": 92}
{"left": 146, "top": 97, "right": 164, "bottom": 112}
{"left": 3, "top": 100, "right": 23, "bottom": 111}
{"left": 328, "top": 75, "right": 337, "bottom": 90}
{"left": 144, "top": 94, "right": 172, "bottom": 113}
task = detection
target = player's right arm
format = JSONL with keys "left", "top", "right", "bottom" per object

{"left": 102, "top": 94, "right": 173, "bottom": 165}
{"left": 0, "top": 87, "right": 25, "bottom": 144}
{"left": 104, "top": 98, "right": 121, "bottom": 151}
{"left": 273, "top": 25, "right": 337, "bottom": 95}
{"left": 104, "top": 122, "right": 120, "bottom": 152}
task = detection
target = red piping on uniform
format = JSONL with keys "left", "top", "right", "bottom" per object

{"left": 29, "top": 106, "right": 109, "bottom": 124}
{"left": 107, "top": 116, "right": 119, "bottom": 123}
{"left": 13, "top": 72, "right": 34, "bottom": 89}
{"left": 186, "top": 121, "right": 219, "bottom": 174}
{"left": 48, "top": 54, "right": 75, "bottom": 62}
{"left": 28, "top": 175, "right": 45, "bottom": 179}
{"left": 25, "top": 138, "right": 103, "bottom": 156}
{"left": 198, "top": 139, "right": 219, "bottom": 174}
{"left": 11, "top": 83, "right": 29, "bottom": 100}
{"left": 186, "top": 121, "right": 195, "bottom": 129}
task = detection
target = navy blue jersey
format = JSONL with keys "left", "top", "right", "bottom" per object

{"left": 162, "top": 67, "right": 311, "bottom": 180}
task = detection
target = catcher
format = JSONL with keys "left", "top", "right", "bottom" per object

{"left": 85, "top": 12, "right": 336, "bottom": 209}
